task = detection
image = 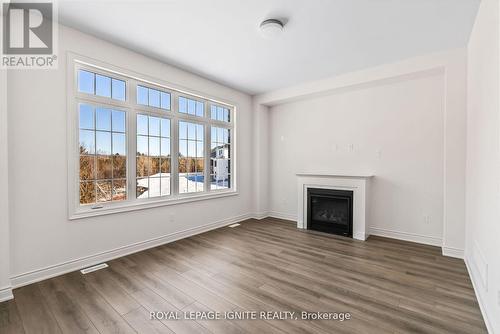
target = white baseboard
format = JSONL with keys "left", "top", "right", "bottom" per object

{"left": 353, "top": 232, "right": 367, "bottom": 241}
{"left": 267, "top": 211, "right": 297, "bottom": 222}
{"left": 10, "top": 213, "right": 253, "bottom": 289}
{"left": 465, "top": 256, "right": 496, "bottom": 334}
{"left": 442, "top": 246, "right": 464, "bottom": 259}
{"left": 0, "top": 286, "right": 13, "bottom": 302}
{"left": 369, "top": 226, "right": 442, "bottom": 247}
{"left": 251, "top": 212, "right": 270, "bottom": 220}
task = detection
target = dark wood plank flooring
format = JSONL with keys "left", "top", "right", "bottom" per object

{"left": 0, "top": 218, "right": 487, "bottom": 333}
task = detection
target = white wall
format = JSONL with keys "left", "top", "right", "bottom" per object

{"left": 267, "top": 72, "right": 445, "bottom": 242}
{"left": 466, "top": 0, "right": 500, "bottom": 332}
{"left": 255, "top": 48, "right": 467, "bottom": 253}
{"left": 6, "top": 25, "right": 254, "bottom": 285}
{"left": 0, "top": 68, "right": 12, "bottom": 301}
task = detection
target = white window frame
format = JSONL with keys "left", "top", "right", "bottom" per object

{"left": 67, "top": 54, "right": 237, "bottom": 220}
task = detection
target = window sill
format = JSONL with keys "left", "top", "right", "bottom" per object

{"left": 69, "top": 190, "right": 238, "bottom": 220}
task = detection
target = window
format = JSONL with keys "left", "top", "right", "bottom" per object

{"left": 79, "top": 103, "right": 127, "bottom": 204}
{"left": 136, "top": 115, "right": 171, "bottom": 198}
{"left": 178, "top": 121, "right": 204, "bottom": 193}
{"left": 71, "top": 59, "right": 235, "bottom": 218}
{"left": 179, "top": 96, "right": 204, "bottom": 117}
{"left": 137, "top": 85, "right": 171, "bottom": 110}
{"left": 78, "top": 69, "right": 126, "bottom": 101}
{"left": 210, "top": 127, "right": 231, "bottom": 190}
{"left": 210, "top": 104, "right": 230, "bottom": 122}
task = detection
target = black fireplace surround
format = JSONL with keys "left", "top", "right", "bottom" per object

{"left": 307, "top": 188, "right": 353, "bottom": 237}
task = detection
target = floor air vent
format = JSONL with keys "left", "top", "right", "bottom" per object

{"left": 80, "top": 263, "right": 109, "bottom": 274}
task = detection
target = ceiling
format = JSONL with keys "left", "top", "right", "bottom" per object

{"left": 58, "top": 0, "right": 480, "bottom": 95}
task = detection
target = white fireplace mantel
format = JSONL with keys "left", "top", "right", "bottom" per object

{"left": 297, "top": 173, "right": 373, "bottom": 241}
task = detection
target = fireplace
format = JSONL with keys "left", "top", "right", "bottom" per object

{"left": 307, "top": 188, "right": 353, "bottom": 237}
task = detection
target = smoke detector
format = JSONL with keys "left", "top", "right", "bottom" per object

{"left": 260, "top": 19, "right": 285, "bottom": 38}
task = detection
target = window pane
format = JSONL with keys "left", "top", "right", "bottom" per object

{"left": 179, "top": 97, "right": 187, "bottom": 113}
{"left": 179, "top": 173, "right": 188, "bottom": 193}
{"left": 136, "top": 114, "right": 171, "bottom": 198}
{"left": 96, "top": 108, "right": 111, "bottom": 131}
{"left": 179, "top": 139, "right": 187, "bottom": 158}
{"left": 96, "top": 180, "right": 112, "bottom": 202}
{"left": 112, "top": 110, "right": 125, "bottom": 133}
{"left": 149, "top": 116, "right": 160, "bottom": 137}
{"left": 150, "top": 158, "right": 160, "bottom": 176}
{"left": 197, "top": 124, "right": 204, "bottom": 139}
{"left": 160, "top": 92, "right": 171, "bottom": 110}
{"left": 78, "top": 100, "right": 127, "bottom": 206}
{"left": 79, "top": 70, "right": 125, "bottom": 101}
{"left": 137, "top": 114, "right": 148, "bottom": 135}
{"left": 161, "top": 138, "right": 170, "bottom": 157}
{"left": 136, "top": 156, "right": 149, "bottom": 177}
{"left": 217, "top": 128, "right": 224, "bottom": 144}
{"left": 161, "top": 119, "right": 170, "bottom": 138}
{"left": 113, "top": 155, "right": 126, "bottom": 178}
{"left": 179, "top": 121, "right": 188, "bottom": 139}
{"left": 161, "top": 177, "right": 170, "bottom": 196}
{"left": 79, "top": 130, "right": 95, "bottom": 155}
{"left": 223, "top": 128, "right": 229, "bottom": 144}
{"left": 223, "top": 109, "right": 229, "bottom": 122}
{"left": 80, "top": 181, "right": 96, "bottom": 204}
{"left": 178, "top": 121, "right": 204, "bottom": 193}
{"left": 188, "top": 141, "right": 196, "bottom": 158}
{"left": 137, "top": 136, "right": 148, "bottom": 156}
{"left": 149, "top": 177, "right": 161, "bottom": 197}
{"left": 137, "top": 86, "right": 148, "bottom": 105}
{"left": 149, "top": 137, "right": 160, "bottom": 157}
{"left": 136, "top": 178, "right": 148, "bottom": 198}
{"left": 96, "top": 156, "right": 112, "bottom": 179}
{"left": 211, "top": 127, "right": 217, "bottom": 143}
{"left": 112, "top": 179, "right": 127, "bottom": 201}
{"left": 149, "top": 89, "right": 160, "bottom": 108}
{"left": 96, "top": 131, "right": 111, "bottom": 155}
{"left": 217, "top": 106, "right": 224, "bottom": 121}
{"left": 194, "top": 173, "right": 204, "bottom": 192}
{"left": 196, "top": 141, "right": 203, "bottom": 158}
{"left": 187, "top": 123, "right": 196, "bottom": 140}
{"left": 211, "top": 105, "right": 217, "bottom": 120}
{"left": 78, "top": 70, "right": 94, "bottom": 94}
{"left": 112, "top": 79, "right": 126, "bottom": 101}
{"left": 187, "top": 99, "right": 196, "bottom": 115}
{"left": 95, "top": 74, "right": 111, "bottom": 98}
{"left": 79, "top": 155, "right": 95, "bottom": 180}
{"left": 196, "top": 101, "right": 204, "bottom": 117}
{"left": 112, "top": 133, "right": 126, "bottom": 156}
{"left": 160, "top": 158, "right": 170, "bottom": 175}
{"left": 79, "top": 104, "right": 94, "bottom": 129}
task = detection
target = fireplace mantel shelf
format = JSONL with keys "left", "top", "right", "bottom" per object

{"left": 296, "top": 173, "right": 374, "bottom": 179}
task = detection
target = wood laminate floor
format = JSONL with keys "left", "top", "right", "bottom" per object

{"left": 0, "top": 218, "right": 487, "bottom": 333}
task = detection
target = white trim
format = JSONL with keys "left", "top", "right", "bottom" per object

{"left": 0, "top": 68, "right": 10, "bottom": 294}
{"left": 465, "top": 257, "right": 496, "bottom": 334}
{"left": 0, "top": 287, "right": 13, "bottom": 302}
{"left": 441, "top": 246, "right": 464, "bottom": 259}
{"left": 70, "top": 191, "right": 238, "bottom": 220}
{"left": 369, "top": 227, "right": 442, "bottom": 247}
{"left": 251, "top": 212, "right": 269, "bottom": 220}
{"left": 267, "top": 211, "right": 297, "bottom": 222}
{"left": 11, "top": 213, "right": 252, "bottom": 289}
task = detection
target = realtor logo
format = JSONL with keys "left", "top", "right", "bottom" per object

{"left": 1, "top": 1, "right": 58, "bottom": 68}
